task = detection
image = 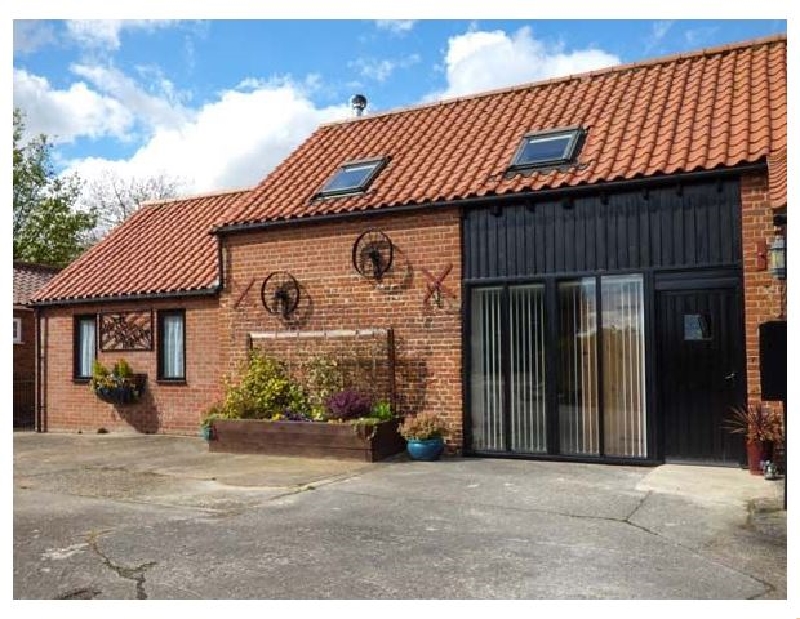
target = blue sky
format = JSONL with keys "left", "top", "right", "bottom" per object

{"left": 12, "top": 19, "right": 786, "bottom": 197}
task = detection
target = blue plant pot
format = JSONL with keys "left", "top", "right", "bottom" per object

{"left": 406, "top": 437, "right": 444, "bottom": 461}
{"left": 201, "top": 425, "right": 215, "bottom": 441}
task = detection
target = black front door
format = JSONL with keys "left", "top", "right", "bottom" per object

{"left": 655, "top": 272, "right": 746, "bottom": 464}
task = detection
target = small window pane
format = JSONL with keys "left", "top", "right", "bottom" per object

{"left": 684, "top": 314, "right": 712, "bottom": 341}
{"left": 161, "top": 314, "right": 185, "bottom": 379}
{"left": 13, "top": 318, "right": 22, "bottom": 344}
{"left": 321, "top": 161, "right": 381, "bottom": 194}
{"left": 77, "top": 318, "right": 96, "bottom": 378}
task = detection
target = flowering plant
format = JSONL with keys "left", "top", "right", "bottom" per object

{"left": 398, "top": 411, "right": 447, "bottom": 441}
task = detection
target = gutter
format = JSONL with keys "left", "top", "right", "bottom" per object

{"left": 34, "top": 231, "right": 228, "bottom": 308}
{"left": 31, "top": 287, "right": 218, "bottom": 308}
{"left": 211, "top": 161, "right": 767, "bottom": 236}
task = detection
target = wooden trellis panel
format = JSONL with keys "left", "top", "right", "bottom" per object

{"left": 99, "top": 311, "right": 154, "bottom": 352}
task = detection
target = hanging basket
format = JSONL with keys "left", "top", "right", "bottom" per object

{"left": 93, "top": 374, "right": 147, "bottom": 405}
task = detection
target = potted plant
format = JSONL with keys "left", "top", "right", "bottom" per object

{"left": 398, "top": 411, "right": 447, "bottom": 461}
{"left": 723, "top": 402, "right": 784, "bottom": 475}
{"left": 200, "top": 409, "right": 219, "bottom": 441}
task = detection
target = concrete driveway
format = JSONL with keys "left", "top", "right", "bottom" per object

{"left": 13, "top": 433, "right": 786, "bottom": 599}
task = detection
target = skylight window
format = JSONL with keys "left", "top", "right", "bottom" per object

{"left": 510, "top": 128, "right": 583, "bottom": 169}
{"left": 318, "top": 157, "right": 386, "bottom": 198}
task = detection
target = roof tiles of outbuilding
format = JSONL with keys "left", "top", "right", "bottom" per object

{"left": 220, "top": 34, "right": 786, "bottom": 228}
{"left": 32, "top": 189, "right": 249, "bottom": 304}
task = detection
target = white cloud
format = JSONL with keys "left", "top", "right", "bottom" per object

{"left": 428, "top": 26, "right": 620, "bottom": 101}
{"left": 684, "top": 26, "right": 720, "bottom": 47}
{"left": 13, "top": 20, "right": 56, "bottom": 54}
{"left": 63, "top": 78, "right": 351, "bottom": 197}
{"left": 375, "top": 20, "right": 416, "bottom": 35}
{"left": 645, "top": 20, "right": 674, "bottom": 52}
{"left": 16, "top": 58, "right": 349, "bottom": 196}
{"left": 13, "top": 68, "right": 133, "bottom": 143}
{"left": 65, "top": 19, "right": 178, "bottom": 50}
{"left": 70, "top": 63, "right": 191, "bottom": 131}
{"left": 348, "top": 53, "right": 421, "bottom": 82}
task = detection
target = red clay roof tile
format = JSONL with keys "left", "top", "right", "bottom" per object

{"left": 221, "top": 34, "right": 786, "bottom": 228}
{"left": 32, "top": 189, "right": 248, "bottom": 303}
{"left": 35, "top": 36, "right": 786, "bottom": 305}
{"left": 13, "top": 262, "right": 61, "bottom": 306}
{"left": 768, "top": 149, "right": 787, "bottom": 208}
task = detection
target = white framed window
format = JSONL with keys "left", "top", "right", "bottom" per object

{"left": 13, "top": 318, "right": 22, "bottom": 344}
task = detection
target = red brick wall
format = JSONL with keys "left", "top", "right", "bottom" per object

{"left": 219, "top": 208, "right": 464, "bottom": 450}
{"left": 740, "top": 171, "right": 786, "bottom": 404}
{"left": 40, "top": 297, "right": 222, "bottom": 434}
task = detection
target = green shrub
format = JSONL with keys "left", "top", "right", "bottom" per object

{"left": 92, "top": 359, "right": 109, "bottom": 379}
{"left": 302, "top": 355, "right": 344, "bottom": 420}
{"left": 371, "top": 400, "right": 393, "bottom": 421}
{"left": 221, "top": 352, "right": 309, "bottom": 419}
{"left": 113, "top": 358, "right": 133, "bottom": 379}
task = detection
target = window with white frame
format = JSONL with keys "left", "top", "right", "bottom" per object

{"left": 13, "top": 318, "right": 22, "bottom": 344}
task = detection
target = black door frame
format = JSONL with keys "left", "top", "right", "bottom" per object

{"left": 462, "top": 265, "right": 745, "bottom": 465}
{"left": 653, "top": 268, "right": 748, "bottom": 465}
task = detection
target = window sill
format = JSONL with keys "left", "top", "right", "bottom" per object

{"left": 156, "top": 379, "right": 187, "bottom": 386}
{"left": 72, "top": 377, "right": 91, "bottom": 385}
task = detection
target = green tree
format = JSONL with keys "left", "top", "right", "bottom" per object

{"left": 13, "top": 107, "right": 97, "bottom": 267}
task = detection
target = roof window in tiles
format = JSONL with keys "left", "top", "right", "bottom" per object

{"left": 510, "top": 128, "right": 583, "bottom": 169}
{"left": 318, "top": 157, "right": 386, "bottom": 198}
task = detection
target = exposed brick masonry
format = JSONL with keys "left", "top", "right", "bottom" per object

{"left": 740, "top": 171, "right": 786, "bottom": 405}
{"left": 219, "top": 208, "right": 463, "bottom": 450}
{"left": 40, "top": 297, "right": 222, "bottom": 434}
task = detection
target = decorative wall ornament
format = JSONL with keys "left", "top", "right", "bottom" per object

{"left": 421, "top": 263, "right": 456, "bottom": 308}
{"left": 352, "top": 229, "right": 394, "bottom": 281}
{"left": 261, "top": 271, "right": 301, "bottom": 320}
{"left": 99, "top": 311, "right": 154, "bottom": 351}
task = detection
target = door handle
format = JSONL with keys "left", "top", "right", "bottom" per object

{"left": 724, "top": 372, "right": 736, "bottom": 381}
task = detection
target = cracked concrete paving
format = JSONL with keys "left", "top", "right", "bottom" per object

{"left": 13, "top": 433, "right": 786, "bottom": 599}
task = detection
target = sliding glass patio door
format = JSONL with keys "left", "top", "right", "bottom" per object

{"left": 470, "top": 285, "right": 547, "bottom": 453}
{"left": 468, "top": 273, "right": 648, "bottom": 460}
{"left": 470, "top": 287, "right": 504, "bottom": 451}
{"left": 601, "top": 275, "right": 647, "bottom": 458}
{"left": 509, "top": 285, "right": 547, "bottom": 453}
{"left": 557, "top": 279, "right": 600, "bottom": 455}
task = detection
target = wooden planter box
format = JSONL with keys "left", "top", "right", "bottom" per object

{"left": 208, "top": 418, "right": 406, "bottom": 462}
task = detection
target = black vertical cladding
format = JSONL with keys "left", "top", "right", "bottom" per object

{"left": 575, "top": 199, "right": 586, "bottom": 272}
{"left": 462, "top": 179, "right": 742, "bottom": 279}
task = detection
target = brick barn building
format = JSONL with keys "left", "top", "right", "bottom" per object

{"left": 32, "top": 35, "right": 787, "bottom": 465}
{"left": 14, "top": 262, "right": 61, "bottom": 429}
